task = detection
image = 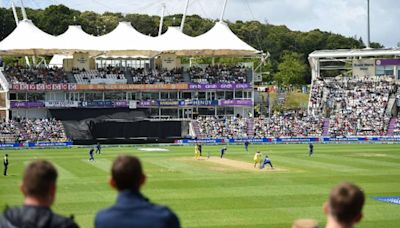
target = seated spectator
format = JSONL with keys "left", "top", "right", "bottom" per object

{"left": 130, "top": 67, "right": 184, "bottom": 84}
{"left": 189, "top": 65, "right": 248, "bottom": 84}
{"left": 0, "top": 118, "right": 67, "bottom": 143}
{"left": 0, "top": 160, "right": 79, "bottom": 228}
{"left": 4, "top": 66, "right": 68, "bottom": 84}
{"left": 95, "top": 155, "right": 180, "bottom": 228}
{"left": 323, "top": 182, "right": 365, "bottom": 228}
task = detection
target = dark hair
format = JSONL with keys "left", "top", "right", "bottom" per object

{"left": 329, "top": 182, "right": 365, "bottom": 224}
{"left": 23, "top": 160, "right": 58, "bottom": 199}
{"left": 111, "top": 155, "right": 143, "bottom": 191}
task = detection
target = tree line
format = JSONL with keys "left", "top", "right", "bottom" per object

{"left": 0, "top": 5, "right": 383, "bottom": 85}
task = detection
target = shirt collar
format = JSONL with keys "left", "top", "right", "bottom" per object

{"left": 116, "top": 190, "right": 149, "bottom": 204}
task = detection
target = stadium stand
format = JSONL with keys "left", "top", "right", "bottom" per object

{"left": 4, "top": 66, "right": 68, "bottom": 84}
{"left": 130, "top": 68, "right": 184, "bottom": 84}
{"left": 254, "top": 111, "right": 323, "bottom": 138}
{"left": 310, "top": 76, "right": 395, "bottom": 136}
{"left": 73, "top": 67, "right": 127, "bottom": 84}
{"left": 196, "top": 116, "right": 249, "bottom": 138}
{"left": 189, "top": 65, "right": 249, "bottom": 84}
{"left": 0, "top": 118, "right": 67, "bottom": 143}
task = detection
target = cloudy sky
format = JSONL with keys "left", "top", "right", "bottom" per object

{"left": 1, "top": 0, "right": 399, "bottom": 47}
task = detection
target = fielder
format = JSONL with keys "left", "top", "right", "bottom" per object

{"left": 261, "top": 155, "right": 274, "bottom": 169}
{"left": 309, "top": 143, "right": 314, "bottom": 157}
{"left": 220, "top": 147, "right": 227, "bottom": 159}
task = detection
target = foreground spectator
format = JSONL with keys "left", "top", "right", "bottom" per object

{"left": 323, "top": 182, "right": 365, "bottom": 228}
{"left": 0, "top": 160, "right": 79, "bottom": 228}
{"left": 292, "top": 219, "right": 319, "bottom": 228}
{"left": 95, "top": 155, "right": 180, "bottom": 228}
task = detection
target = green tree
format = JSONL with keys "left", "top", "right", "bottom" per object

{"left": 273, "top": 52, "right": 306, "bottom": 87}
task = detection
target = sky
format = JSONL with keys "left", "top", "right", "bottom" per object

{"left": 1, "top": 0, "right": 399, "bottom": 47}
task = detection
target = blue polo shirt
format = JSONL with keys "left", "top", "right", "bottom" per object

{"left": 95, "top": 190, "right": 180, "bottom": 228}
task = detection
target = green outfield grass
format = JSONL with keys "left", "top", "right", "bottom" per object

{"left": 1, "top": 144, "right": 400, "bottom": 227}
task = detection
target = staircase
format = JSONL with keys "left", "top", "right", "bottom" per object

{"left": 66, "top": 72, "right": 77, "bottom": 83}
{"left": 322, "top": 118, "right": 330, "bottom": 136}
{"left": 386, "top": 117, "right": 397, "bottom": 136}
{"left": 385, "top": 96, "right": 396, "bottom": 116}
{"left": 246, "top": 118, "right": 254, "bottom": 137}
{"left": 182, "top": 71, "right": 191, "bottom": 83}
{"left": 124, "top": 71, "right": 134, "bottom": 84}
{"left": 191, "top": 120, "right": 204, "bottom": 138}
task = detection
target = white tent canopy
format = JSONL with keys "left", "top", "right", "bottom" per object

{"left": 56, "top": 25, "right": 100, "bottom": 55}
{"left": 0, "top": 20, "right": 57, "bottom": 56}
{"left": 96, "top": 22, "right": 159, "bottom": 57}
{"left": 190, "top": 21, "right": 259, "bottom": 56}
{"left": 0, "top": 20, "right": 260, "bottom": 57}
{"left": 153, "top": 26, "right": 195, "bottom": 54}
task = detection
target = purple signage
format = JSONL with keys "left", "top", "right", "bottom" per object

{"left": 137, "top": 100, "right": 158, "bottom": 107}
{"left": 376, "top": 59, "right": 400, "bottom": 66}
{"left": 113, "top": 101, "right": 128, "bottom": 108}
{"left": 219, "top": 99, "right": 252, "bottom": 106}
{"left": 188, "top": 83, "right": 251, "bottom": 90}
{"left": 10, "top": 101, "right": 45, "bottom": 109}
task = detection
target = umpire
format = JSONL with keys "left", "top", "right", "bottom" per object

{"left": 3, "top": 154, "right": 8, "bottom": 176}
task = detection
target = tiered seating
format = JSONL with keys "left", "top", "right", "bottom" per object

{"left": 189, "top": 65, "right": 248, "bottom": 84}
{"left": 196, "top": 116, "right": 249, "bottom": 138}
{"left": 310, "top": 76, "right": 395, "bottom": 136}
{"left": 73, "top": 69, "right": 127, "bottom": 84}
{"left": 254, "top": 112, "right": 323, "bottom": 138}
{"left": 130, "top": 68, "right": 184, "bottom": 84}
{"left": 0, "top": 118, "right": 67, "bottom": 143}
{"left": 4, "top": 66, "right": 68, "bottom": 84}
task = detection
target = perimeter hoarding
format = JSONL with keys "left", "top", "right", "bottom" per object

{"left": 10, "top": 83, "right": 252, "bottom": 91}
{"left": 176, "top": 136, "right": 400, "bottom": 144}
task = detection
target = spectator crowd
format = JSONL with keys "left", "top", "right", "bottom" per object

{"left": 130, "top": 67, "right": 184, "bottom": 84}
{"left": 0, "top": 118, "right": 67, "bottom": 143}
{"left": 3, "top": 65, "right": 249, "bottom": 85}
{"left": 254, "top": 111, "right": 323, "bottom": 138}
{"left": 196, "top": 116, "right": 249, "bottom": 138}
{"left": 5, "top": 66, "right": 68, "bottom": 84}
{"left": 310, "top": 76, "right": 395, "bottom": 136}
{"left": 189, "top": 65, "right": 248, "bottom": 84}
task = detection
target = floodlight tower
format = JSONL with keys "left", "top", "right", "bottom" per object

{"left": 158, "top": 3, "right": 166, "bottom": 36}
{"left": 180, "top": 0, "right": 190, "bottom": 32}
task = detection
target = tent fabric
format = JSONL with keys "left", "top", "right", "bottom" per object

{"left": 0, "top": 20, "right": 260, "bottom": 57}
{"left": 190, "top": 21, "right": 260, "bottom": 56}
{"left": 95, "top": 22, "right": 159, "bottom": 57}
{"left": 56, "top": 25, "right": 100, "bottom": 55}
{"left": 0, "top": 20, "right": 58, "bottom": 56}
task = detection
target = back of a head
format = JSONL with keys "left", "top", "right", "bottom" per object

{"left": 112, "top": 155, "right": 143, "bottom": 191}
{"left": 328, "top": 182, "right": 365, "bottom": 224}
{"left": 23, "top": 160, "right": 58, "bottom": 199}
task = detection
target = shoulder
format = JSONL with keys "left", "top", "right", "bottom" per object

{"left": 147, "top": 203, "right": 180, "bottom": 226}
{"left": 95, "top": 202, "right": 180, "bottom": 228}
{"left": 0, "top": 214, "right": 14, "bottom": 228}
{"left": 51, "top": 213, "right": 79, "bottom": 228}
